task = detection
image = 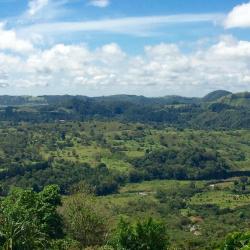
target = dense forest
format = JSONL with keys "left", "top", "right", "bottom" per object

{"left": 0, "top": 91, "right": 250, "bottom": 249}
{"left": 0, "top": 90, "right": 249, "bottom": 129}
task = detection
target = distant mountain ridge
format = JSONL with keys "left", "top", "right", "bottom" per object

{"left": 0, "top": 90, "right": 234, "bottom": 106}
{"left": 0, "top": 95, "right": 46, "bottom": 106}
{"left": 0, "top": 90, "right": 249, "bottom": 129}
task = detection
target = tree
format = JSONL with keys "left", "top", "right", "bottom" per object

{"left": 0, "top": 185, "right": 63, "bottom": 250}
{"left": 240, "top": 177, "right": 248, "bottom": 191}
{"left": 234, "top": 177, "right": 249, "bottom": 193}
{"left": 61, "top": 192, "right": 109, "bottom": 248}
{"left": 38, "top": 185, "right": 63, "bottom": 238}
{"left": 112, "top": 217, "right": 169, "bottom": 250}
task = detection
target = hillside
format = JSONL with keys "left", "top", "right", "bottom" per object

{"left": 219, "top": 92, "right": 250, "bottom": 108}
{"left": 0, "top": 120, "right": 249, "bottom": 249}
{"left": 0, "top": 92, "right": 249, "bottom": 250}
{"left": 202, "top": 90, "right": 232, "bottom": 102}
{"left": 0, "top": 90, "right": 228, "bottom": 106}
{"left": 0, "top": 91, "right": 249, "bottom": 129}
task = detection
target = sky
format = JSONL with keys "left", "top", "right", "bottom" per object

{"left": 0, "top": 0, "right": 250, "bottom": 97}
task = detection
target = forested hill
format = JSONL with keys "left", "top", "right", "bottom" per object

{"left": 0, "top": 90, "right": 249, "bottom": 129}
{"left": 0, "top": 90, "right": 230, "bottom": 106}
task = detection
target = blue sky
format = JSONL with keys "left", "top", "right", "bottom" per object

{"left": 0, "top": 0, "right": 250, "bottom": 96}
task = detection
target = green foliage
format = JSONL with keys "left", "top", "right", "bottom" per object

{"left": 3, "top": 159, "right": 121, "bottom": 196}
{"left": 37, "top": 185, "right": 63, "bottom": 238}
{"left": 203, "top": 90, "right": 232, "bottom": 102}
{"left": 0, "top": 110, "right": 249, "bottom": 249}
{"left": 0, "top": 91, "right": 249, "bottom": 129}
{"left": 61, "top": 192, "right": 109, "bottom": 248}
{"left": 99, "top": 179, "right": 250, "bottom": 249}
{"left": 0, "top": 121, "right": 250, "bottom": 194}
{"left": 0, "top": 185, "right": 63, "bottom": 250}
{"left": 133, "top": 147, "right": 230, "bottom": 180}
{"left": 112, "top": 217, "right": 169, "bottom": 250}
{"left": 221, "top": 231, "right": 250, "bottom": 250}
{"left": 50, "top": 238, "right": 80, "bottom": 250}
{"left": 155, "top": 183, "right": 199, "bottom": 210}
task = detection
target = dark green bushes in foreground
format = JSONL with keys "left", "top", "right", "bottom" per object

{"left": 61, "top": 191, "right": 109, "bottom": 248}
{"left": 111, "top": 218, "right": 169, "bottom": 250}
{"left": 0, "top": 185, "right": 63, "bottom": 249}
{"left": 0, "top": 185, "right": 170, "bottom": 250}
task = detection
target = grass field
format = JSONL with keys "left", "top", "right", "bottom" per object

{"left": 35, "top": 122, "right": 250, "bottom": 173}
{"left": 97, "top": 179, "right": 250, "bottom": 249}
{"left": 190, "top": 190, "right": 250, "bottom": 209}
{"left": 101, "top": 179, "right": 250, "bottom": 210}
{"left": 2, "top": 121, "right": 249, "bottom": 173}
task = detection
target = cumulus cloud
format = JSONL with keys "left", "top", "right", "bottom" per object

{"left": 0, "top": 23, "right": 34, "bottom": 53}
{"left": 0, "top": 36, "right": 250, "bottom": 95}
{"left": 224, "top": 1, "right": 250, "bottom": 28}
{"left": 88, "top": 0, "right": 110, "bottom": 8}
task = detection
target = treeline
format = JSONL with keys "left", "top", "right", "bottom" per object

{"left": 0, "top": 147, "right": 235, "bottom": 196}
{"left": 1, "top": 161, "right": 123, "bottom": 196}
{"left": 0, "top": 91, "right": 249, "bottom": 129}
{"left": 130, "top": 147, "right": 230, "bottom": 181}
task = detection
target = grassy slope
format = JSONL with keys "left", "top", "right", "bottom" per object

{"left": 2, "top": 121, "right": 249, "bottom": 173}
{"left": 102, "top": 180, "right": 250, "bottom": 210}
{"left": 98, "top": 179, "right": 250, "bottom": 249}
{"left": 43, "top": 123, "right": 250, "bottom": 172}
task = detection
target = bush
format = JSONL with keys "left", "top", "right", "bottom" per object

{"left": 61, "top": 192, "right": 109, "bottom": 248}
{"left": 111, "top": 217, "right": 169, "bottom": 250}
{"left": 221, "top": 231, "right": 250, "bottom": 250}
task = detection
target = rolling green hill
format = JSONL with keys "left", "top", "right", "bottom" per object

{"left": 0, "top": 90, "right": 249, "bottom": 129}
{"left": 202, "top": 90, "right": 232, "bottom": 102}
{"left": 0, "top": 92, "right": 249, "bottom": 249}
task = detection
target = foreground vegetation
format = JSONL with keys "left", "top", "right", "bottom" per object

{"left": 1, "top": 180, "right": 250, "bottom": 249}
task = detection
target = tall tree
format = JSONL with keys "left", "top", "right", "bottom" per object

{"left": 0, "top": 185, "right": 63, "bottom": 250}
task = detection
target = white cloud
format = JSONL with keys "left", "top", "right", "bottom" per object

{"left": 21, "top": 0, "right": 69, "bottom": 23}
{"left": 97, "top": 43, "right": 126, "bottom": 63}
{"left": 19, "top": 13, "right": 225, "bottom": 37}
{"left": 0, "top": 37, "right": 250, "bottom": 95}
{"left": 28, "top": 0, "right": 49, "bottom": 16}
{"left": 209, "top": 36, "right": 250, "bottom": 57}
{"left": 88, "top": 0, "right": 110, "bottom": 8}
{"left": 0, "top": 23, "right": 34, "bottom": 53}
{"left": 224, "top": 2, "right": 250, "bottom": 28}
